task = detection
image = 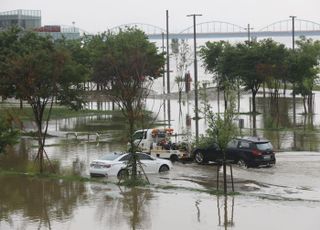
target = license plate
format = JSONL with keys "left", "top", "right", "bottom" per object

{"left": 263, "top": 155, "right": 271, "bottom": 160}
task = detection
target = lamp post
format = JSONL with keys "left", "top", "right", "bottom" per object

{"left": 290, "top": 15, "right": 296, "bottom": 127}
{"left": 166, "top": 10, "right": 171, "bottom": 128}
{"left": 244, "top": 24, "right": 253, "bottom": 43}
{"left": 290, "top": 16, "right": 296, "bottom": 50}
{"left": 290, "top": 15, "right": 297, "bottom": 150}
{"left": 187, "top": 13, "right": 202, "bottom": 144}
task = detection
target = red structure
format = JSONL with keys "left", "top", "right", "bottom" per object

{"left": 34, "top": 25, "right": 61, "bottom": 32}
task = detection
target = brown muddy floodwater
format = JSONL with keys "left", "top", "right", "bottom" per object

{"left": 1, "top": 90, "right": 320, "bottom": 229}
{"left": 1, "top": 151, "right": 320, "bottom": 230}
{"left": 0, "top": 173, "right": 319, "bottom": 230}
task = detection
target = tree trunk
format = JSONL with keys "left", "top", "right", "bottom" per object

{"left": 237, "top": 83, "right": 240, "bottom": 113}
{"left": 129, "top": 114, "right": 137, "bottom": 180}
{"left": 223, "top": 151, "right": 227, "bottom": 195}
{"left": 224, "top": 90, "right": 228, "bottom": 112}
{"left": 251, "top": 90, "right": 257, "bottom": 114}
{"left": 303, "top": 96, "right": 307, "bottom": 115}
{"left": 292, "top": 83, "right": 296, "bottom": 126}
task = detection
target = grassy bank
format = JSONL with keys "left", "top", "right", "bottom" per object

{"left": 0, "top": 105, "right": 119, "bottom": 121}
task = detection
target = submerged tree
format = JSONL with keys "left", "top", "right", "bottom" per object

{"left": 0, "top": 29, "right": 86, "bottom": 173}
{"left": 171, "top": 38, "right": 192, "bottom": 100}
{"left": 288, "top": 37, "right": 320, "bottom": 114}
{"left": 199, "top": 90, "right": 239, "bottom": 195}
{"left": 200, "top": 41, "right": 238, "bottom": 111}
{"left": 91, "top": 28, "right": 165, "bottom": 181}
{"left": 0, "top": 115, "right": 19, "bottom": 154}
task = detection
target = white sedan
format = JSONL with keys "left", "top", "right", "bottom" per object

{"left": 89, "top": 152, "right": 172, "bottom": 178}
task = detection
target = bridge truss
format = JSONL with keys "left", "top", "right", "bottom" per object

{"left": 110, "top": 19, "right": 320, "bottom": 40}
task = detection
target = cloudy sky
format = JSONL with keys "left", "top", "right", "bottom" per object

{"left": 2, "top": 0, "right": 320, "bottom": 33}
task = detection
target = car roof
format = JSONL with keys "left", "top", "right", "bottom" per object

{"left": 235, "top": 136, "right": 270, "bottom": 143}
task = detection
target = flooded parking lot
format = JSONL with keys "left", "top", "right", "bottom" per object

{"left": 1, "top": 150, "right": 320, "bottom": 229}
{"left": 1, "top": 89, "right": 320, "bottom": 229}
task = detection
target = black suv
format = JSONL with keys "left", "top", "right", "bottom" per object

{"left": 192, "top": 136, "right": 276, "bottom": 167}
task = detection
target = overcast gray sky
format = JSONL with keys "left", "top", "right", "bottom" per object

{"left": 2, "top": 0, "right": 320, "bottom": 33}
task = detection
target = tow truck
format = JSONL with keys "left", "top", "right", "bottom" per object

{"left": 130, "top": 128, "right": 190, "bottom": 161}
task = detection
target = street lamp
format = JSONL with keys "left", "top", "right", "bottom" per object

{"left": 289, "top": 16, "right": 296, "bottom": 50}
{"left": 244, "top": 24, "right": 253, "bottom": 43}
{"left": 166, "top": 10, "right": 171, "bottom": 128}
{"left": 187, "top": 13, "right": 202, "bottom": 144}
{"left": 290, "top": 15, "right": 296, "bottom": 127}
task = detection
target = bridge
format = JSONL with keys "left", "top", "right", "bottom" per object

{"left": 109, "top": 19, "right": 320, "bottom": 40}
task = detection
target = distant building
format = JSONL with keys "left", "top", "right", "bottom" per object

{"left": 34, "top": 24, "right": 80, "bottom": 40}
{"left": 0, "top": 9, "right": 41, "bottom": 30}
{"left": 0, "top": 9, "right": 80, "bottom": 40}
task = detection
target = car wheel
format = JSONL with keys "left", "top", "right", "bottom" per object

{"left": 117, "top": 169, "right": 129, "bottom": 180}
{"left": 194, "top": 151, "right": 205, "bottom": 164}
{"left": 159, "top": 165, "right": 170, "bottom": 173}
{"left": 237, "top": 159, "right": 248, "bottom": 168}
{"left": 170, "top": 154, "right": 179, "bottom": 162}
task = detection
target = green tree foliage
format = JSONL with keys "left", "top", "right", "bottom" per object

{"left": 171, "top": 38, "right": 192, "bottom": 94}
{"left": 288, "top": 37, "right": 320, "bottom": 114}
{"left": 199, "top": 89, "right": 238, "bottom": 194}
{"left": 0, "top": 115, "right": 19, "bottom": 153}
{"left": 90, "top": 28, "right": 165, "bottom": 180}
{"left": 200, "top": 41, "right": 238, "bottom": 110}
{"left": 200, "top": 39, "right": 288, "bottom": 114}
{"left": 0, "top": 29, "right": 86, "bottom": 173}
{"left": 200, "top": 91, "right": 238, "bottom": 152}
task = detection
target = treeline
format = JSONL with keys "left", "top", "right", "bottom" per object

{"left": 200, "top": 38, "right": 320, "bottom": 114}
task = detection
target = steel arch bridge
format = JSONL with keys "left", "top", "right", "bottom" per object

{"left": 110, "top": 19, "right": 320, "bottom": 40}
{"left": 109, "top": 23, "right": 166, "bottom": 35}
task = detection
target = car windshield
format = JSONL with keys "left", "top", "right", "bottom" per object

{"left": 100, "top": 153, "right": 122, "bottom": 161}
{"left": 132, "top": 131, "right": 146, "bottom": 140}
{"left": 256, "top": 142, "right": 273, "bottom": 150}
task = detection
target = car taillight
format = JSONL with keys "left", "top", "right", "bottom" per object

{"left": 252, "top": 149, "right": 262, "bottom": 156}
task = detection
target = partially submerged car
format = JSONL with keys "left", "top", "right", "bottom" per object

{"left": 89, "top": 152, "right": 173, "bottom": 178}
{"left": 191, "top": 136, "right": 276, "bottom": 167}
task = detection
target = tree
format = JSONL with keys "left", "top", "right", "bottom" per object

{"left": 91, "top": 28, "right": 165, "bottom": 181}
{"left": 0, "top": 115, "right": 19, "bottom": 154}
{"left": 171, "top": 38, "right": 192, "bottom": 99}
{"left": 199, "top": 89, "right": 239, "bottom": 195}
{"left": 288, "top": 37, "right": 320, "bottom": 114}
{"left": 200, "top": 41, "right": 238, "bottom": 111}
{"left": 0, "top": 29, "right": 86, "bottom": 173}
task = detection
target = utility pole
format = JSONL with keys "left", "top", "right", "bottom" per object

{"left": 161, "top": 32, "right": 165, "bottom": 95}
{"left": 290, "top": 15, "right": 297, "bottom": 150}
{"left": 244, "top": 24, "right": 253, "bottom": 43}
{"left": 290, "top": 15, "right": 296, "bottom": 127}
{"left": 187, "top": 13, "right": 202, "bottom": 144}
{"left": 166, "top": 10, "right": 171, "bottom": 128}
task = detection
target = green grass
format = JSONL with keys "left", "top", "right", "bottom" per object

{"left": 0, "top": 106, "right": 118, "bottom": 121}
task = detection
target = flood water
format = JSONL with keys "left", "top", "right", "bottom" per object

{"left": 1, "top": 88, "right": 320, "bottom": 229}
{"left": 1, "top": 152, "right": 320, "bottom": 230}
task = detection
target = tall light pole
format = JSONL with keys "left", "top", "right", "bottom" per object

{"left": 290, "top": 15, "right": 297, "bottom": 150}
{"left": 244, "top": 24, "right": 253, "bottom": 43}
{"left": 290, "top": 16, "right": 296, "bottom": 50}
{"left": 161, "top": 32, "right": 165, "bottom": 95}
{"left": 290, "top": 15, "right": 296, "bottom": 127}
{"left": 166, "top": 10, "right": 171, "bottom": 128}
{"left": 187, "top": 13, "right": 202, "bottom": 144}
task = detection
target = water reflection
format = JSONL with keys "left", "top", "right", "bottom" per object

{"left": 0, "top": 175, "right": 87, "bottom": 229}
{"left": 0, "top": 138, "right": 31, "bottom": 171}
{"left": 217, "top": 196, "right": 235, "bottom": 229}
{"left": 93, "top": 186, "right": 153, "bottom": 230}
